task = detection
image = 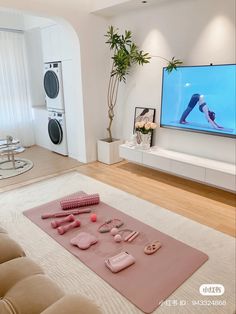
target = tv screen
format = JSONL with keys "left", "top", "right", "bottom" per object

{"left": 160, "top": 64, "right": 236, "bottom": 138}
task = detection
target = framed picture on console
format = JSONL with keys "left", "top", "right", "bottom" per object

{"left": 133, "top": 107, "right": 156, "bottom": 146}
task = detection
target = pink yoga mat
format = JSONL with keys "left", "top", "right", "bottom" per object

{"left": 23, "top": 192, "right": 208, "bottom": 313}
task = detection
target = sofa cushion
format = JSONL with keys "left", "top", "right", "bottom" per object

{"left": 0, "top": 257, "right": 44, "bottom": 296}
{"left": 40, "top": 295, "right": 102, "bottom": 314}
{"left": 0, "top": 233, "right": 25, "bottom": 264}
{"left": 0, "top": 274, "right": 64, "bottom": 314}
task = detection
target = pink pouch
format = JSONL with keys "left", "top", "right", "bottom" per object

{"left": 105, "top": 252, "right": 135, "bottom": 273}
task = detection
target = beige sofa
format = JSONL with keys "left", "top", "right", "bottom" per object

{"left": 0, "top": 226, "right": 102, "bottom": 314}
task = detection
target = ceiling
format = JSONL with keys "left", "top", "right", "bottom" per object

{"left": 91, "top": 0, "right": 169, "bottom": 17}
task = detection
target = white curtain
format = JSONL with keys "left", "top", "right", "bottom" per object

{"left": 0, "top": 30, "right": 35, "bottom": 146}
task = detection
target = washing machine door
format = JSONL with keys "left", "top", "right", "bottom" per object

{"left": 44, "top": 70, "right": 59, "bottom": 99}
{"left": 48, "top": 119, "right": 63, "bottom": 144}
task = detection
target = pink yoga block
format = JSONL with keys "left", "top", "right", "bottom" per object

{"left": 57, "top": 220, "right": 81, "bottom": 235}
{"left": 60, "top": 194, "right": 100, "bottom": 210}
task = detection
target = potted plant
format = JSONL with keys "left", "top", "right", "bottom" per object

{"left": 97, "top": 26, "right": 150, "bottom": 164}
{"left": 97, "top": 25, "right": 182, "bottom": 164}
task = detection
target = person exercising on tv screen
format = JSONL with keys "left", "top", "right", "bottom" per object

{"left": 179, "top": 93, "right": 223, "bottom": 129}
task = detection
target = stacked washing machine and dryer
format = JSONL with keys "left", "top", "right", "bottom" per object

{"left": 44, "top": 61, "right": 68, "bottom": 156}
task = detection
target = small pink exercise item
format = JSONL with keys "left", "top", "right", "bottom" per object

{"left": 90, "top": 213, "right": 97, "bottom": 222}
{"left": 57, "top": 220, "right": 80, "bottom": 235}
{"left": 144, "top": 241, "right": 162, "bottom": 255}
{"left": 41, "top": 208, "right": 91, "bottom": 219}
{"left": 70, "top": 232, "right": 98, "bottom": 250}
{"left": 105, "top": 251, "right": 135, "bottom": 273}
{"left": 51, "top": 214, "right": 75, "bottom": 228}
{"left": 110, "top": 227, "right": 119, "bottom": 236}
{"left": 124, "top": 231, "right": 136, "bottom": 242}
{"left": 110, "top": 229, "right": 139, "bottom": 243}
{"left": 98, "top": 219, "right": 123, "bottom": 233}
{"left": 114, "top": 234, "right": 122, "bottom": 243}
{"left": 60, "top": 194, "right": 100, "bottom": 210}
{"left": 127, "top": 231, "right": 139, "bottom": 242}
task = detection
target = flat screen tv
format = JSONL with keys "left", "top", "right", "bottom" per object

{"left": 160, "top": 64, "right": 236, "bottom": 138}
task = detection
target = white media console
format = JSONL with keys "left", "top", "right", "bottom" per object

{"left": 119, "top": 144, "right": 236, "bottom": 192}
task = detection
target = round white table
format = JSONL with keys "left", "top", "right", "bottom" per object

{"left": 0, "top": 138, "right": 21, "bottom": 169}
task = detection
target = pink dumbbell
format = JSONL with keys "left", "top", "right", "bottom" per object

{"left": 51, "top": 214, "right": 75, "bottom": 229}
{"left": 57, "top": 220, "right": 81, "bottom": 235}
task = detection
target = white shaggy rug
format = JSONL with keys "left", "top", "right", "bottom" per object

{"left": 0, "top": 171, "right": 235, "bottom": 314}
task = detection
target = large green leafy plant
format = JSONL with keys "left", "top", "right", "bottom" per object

{"left": 105, "top": 26, "right": 182, "bottom": 142}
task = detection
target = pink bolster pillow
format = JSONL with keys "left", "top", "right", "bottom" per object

{"left": 60, "top": 194, "right": 100, "bottom": 210}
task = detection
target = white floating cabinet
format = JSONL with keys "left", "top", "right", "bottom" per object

{"left": 205, "top": 169, "right": 236, "bottom": 191}
{"left": 119, "top": 145, "right": 143, "bottom": 164}
{"left": 142, "top": 151, "right": 170, "bottom": 172}
{"left": 119, "top": 144, "right": 236, "bottom": 192}
{"left": 170, "top": 160, "right": 205, "bottom": 182}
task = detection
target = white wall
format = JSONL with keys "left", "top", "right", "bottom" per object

{"left": 24, "top": 15, "right": 55, "bottom": 29}
{"left": 110, "top": 0, "right": 236, "bottom": 164}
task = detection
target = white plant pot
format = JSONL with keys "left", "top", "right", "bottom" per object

{"left": 97, "top": 139, "right": 123, "bottom": 165}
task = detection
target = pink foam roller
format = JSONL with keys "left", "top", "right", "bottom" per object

{"left": 51, "top": 214, "right": 75, "bottom": 229}
{"left": 60, "top": 194, "right": 100, "bottom": 210}
{"left": 57, "top": 220, "right": 81, "bottom": 235}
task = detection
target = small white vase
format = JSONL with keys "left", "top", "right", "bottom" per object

{"left": 140, "top": 133, "right": 151, "bottom": 150}
{"left": 136, "top": 131, "right": 142, "bottom": 145}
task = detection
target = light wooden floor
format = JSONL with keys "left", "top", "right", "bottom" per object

{"left": 0, "top": 146, "right": 82, "bottom": 192}
{"left": 76, "top": 161, "right": 236, "bottom": 237}
{"left": 0, "top": 145, "right": 235, "bottom": 237}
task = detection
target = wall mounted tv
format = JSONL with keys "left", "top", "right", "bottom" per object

{"left": 160, "top": 64, "right": 236, "bottom": 138}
